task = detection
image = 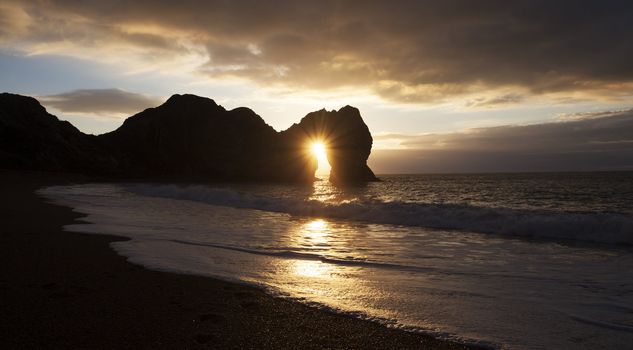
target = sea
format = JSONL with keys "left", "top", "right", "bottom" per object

{"left": 40, "top": 172, "right": 633, "bottom": 350}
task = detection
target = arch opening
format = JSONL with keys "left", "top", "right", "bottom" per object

{"left": 309, "top": 141, "right": 331, "bottom": 177}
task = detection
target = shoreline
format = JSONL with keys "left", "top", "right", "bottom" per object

{"left": 0, "top": 170, "right": 476, "bottom": 349}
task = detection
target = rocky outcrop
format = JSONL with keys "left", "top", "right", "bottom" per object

{"left": 0, "top": 92, "right": 378, "bottom": 182}
{"left": 281, "top": 106, "right": 378, "bottom": 183}
{"left": 99, "top": 94, "right": 281, "bottom": 181}
{"left": 0, "top": 93, "right": 115, "bottom": 173}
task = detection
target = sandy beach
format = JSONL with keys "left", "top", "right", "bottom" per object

{"left": 0, "top": 170, "right": 474, "bottom": 349}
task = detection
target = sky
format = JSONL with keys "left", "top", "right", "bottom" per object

{"left": 1, "top": 0, "right": 632, "bottom": 173}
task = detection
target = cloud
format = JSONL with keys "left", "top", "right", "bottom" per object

{"left": 3, "top": 1, "right": 633, "bottom": 104}
{"left": 369, "top": 110, "right": 633, "bottom": 173}
{"left": 555, "top": 109, "right": 631, "bottom": 121}
{"left": 39, "top": 89, "right": 162, "bottom": 116}
{"left": 465, "top": 93, "right": 525, "bottom": 108}
{"left": 0, "top": 2, "right": 31, "bottom": 40}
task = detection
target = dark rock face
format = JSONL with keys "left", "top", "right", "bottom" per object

{"left": 100, "top": 94, "right": 280, "bottom": 181}
{"left": 0, "top": 93, "right": 114, "bottom": 173}
{"left": 0, "top": 93, "right": 378, "bottom": 182}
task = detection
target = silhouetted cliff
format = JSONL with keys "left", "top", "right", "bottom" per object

{"left": 0, "top": 93, "right": 115, "bottom": 173}
{"left": 99, "top": 94, "right": 281, "bottom": 180}
{"left": 0, "top": 92, "right": 378, "bottom": 182}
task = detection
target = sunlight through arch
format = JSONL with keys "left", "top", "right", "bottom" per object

{"left": 310, "top": 141, "right": 331, "bottom": 176}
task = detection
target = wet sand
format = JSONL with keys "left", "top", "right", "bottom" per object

{"left": 0, "top": 170, "right": 476, "bottom": 349}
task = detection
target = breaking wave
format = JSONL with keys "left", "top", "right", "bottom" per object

{"left": 127, "top": 184, "right": 633, "bottom": 246}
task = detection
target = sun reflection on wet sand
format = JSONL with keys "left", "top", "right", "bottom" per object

{"left": 265, "top": 217, "right": 388, "bottom": 315}
{"left": 266, "top": 217, "right": 394, "bottom": 322}
{"left": 292, "top": 219, "right": 333, "bottom": 278}
{"left": 293, "top": 260, "right": 334, "bottom": 279}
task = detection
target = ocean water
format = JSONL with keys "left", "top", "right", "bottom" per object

{"left": 40, "top": 172, "right": 633, "bottom": 349}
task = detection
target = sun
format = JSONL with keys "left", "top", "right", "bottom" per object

{"left": 311, "top": 142, "right": 326, "bottom": 159}
{"left": 310, "top": 141, "right": 331, "bottom": 175}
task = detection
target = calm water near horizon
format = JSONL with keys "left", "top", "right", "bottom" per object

{"left": 41, "top": 172, "right": 633, "bottom": 350}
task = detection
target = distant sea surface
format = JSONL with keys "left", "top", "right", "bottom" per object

{"left": 41, "top": 172, "right": 633, "bottom": 350}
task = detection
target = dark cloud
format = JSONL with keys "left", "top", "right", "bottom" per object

{"left": 369, "top": 110, "right": 633, "bottom": 173}
{"left": 39, "top": 89, "right": 162, "bottom": 116}
{"left": 5, "top": 1, "right": 633, "bottom": 103}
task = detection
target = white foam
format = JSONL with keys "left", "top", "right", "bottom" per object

{"left": 127, "top": 183, "right": 633, "bottom": 245}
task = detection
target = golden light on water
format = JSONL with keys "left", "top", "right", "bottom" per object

{"left": 304, "top": 219, "right": 329, "bottom": 245}
{"left": 257, "top": 214, "right": 386, "bottom": 319}
{"left": 310, "top": 141, "right": 331, "bottom": 175}
{"left": 292, "top": 219, "right": 333, "bottom": 278}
